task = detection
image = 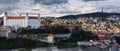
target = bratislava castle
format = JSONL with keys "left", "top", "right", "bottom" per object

{"left": 3, "top": 12, "right": 41, "bottom": 29}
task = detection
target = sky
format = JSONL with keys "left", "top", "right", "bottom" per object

{"left": 0, "top": 0, "right": 120, "bottom": 17}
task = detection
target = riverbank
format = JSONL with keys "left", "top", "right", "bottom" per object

{"left": 0, "top": 46, "right": 109, "bottom": 51}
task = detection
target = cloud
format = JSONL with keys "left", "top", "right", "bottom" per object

{"left": 94, "top": 0, "right": 120, "bottom": 13}
{"left": 34, "top": 0, "right": 68, "bottom": 5}
{"left": 0, "top": 0, "right": 69, "bottom": 16}
{"left": 68, "top": 0, "right": 97, "bottom": 13}
{"left": 81, "top": 0, "right": 106, "bottom": 2}
{"left": 0, "top": 0, "right": 20, "bottom": 3}
{"left": 0, "top": 0, "right": 19, "bottom": 14}
{"left": 0, "top": 0, "right": 120, "bottom": 17}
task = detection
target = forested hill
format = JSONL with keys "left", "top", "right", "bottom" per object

{"left": 59, "top": 12, "right": 120, "bottom": 19}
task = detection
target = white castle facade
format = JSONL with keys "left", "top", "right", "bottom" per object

{"left": 3, "top": 12, "right": 41, "bottom": 29}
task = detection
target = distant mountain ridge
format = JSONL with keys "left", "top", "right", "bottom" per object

{"left": 59, "top": 12, "right": 120, "bottom": 19}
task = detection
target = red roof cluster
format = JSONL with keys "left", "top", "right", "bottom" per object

{"left": 64, "top": 25, "right": 77, "bottom": 29}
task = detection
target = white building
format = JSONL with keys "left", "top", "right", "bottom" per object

{"left": 48, "top": 33, "right": 54, "bottom": 43}
{"left": 77, "top": 41, "right": 91, "bottom": 46}
{"left": 3, "top": 12, "right": 40, "bottom": 29}
{"left": 0, "top": 29, "right": 19, "bottom": 38}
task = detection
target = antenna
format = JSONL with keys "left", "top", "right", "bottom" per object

{"left": 101, "top": 8, "right": 103, "bottom": 13}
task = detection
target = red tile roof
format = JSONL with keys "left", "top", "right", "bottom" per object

{"left": 48, "top": 33, "right": 53, "bottom": 36}
{"left": 64, "top": 25, "right": 76, "bottom": 29}
{"left": 0, "top": 25, "right": 3, "bottom": 28}
{"left": 8, "top": 16, "right": 25, "bottom": 19}
{"left": 29, "top": 16, "right": 39, "bottom": 19}
{"left": 8, "top": 16, "right": 39, "bottom": 19}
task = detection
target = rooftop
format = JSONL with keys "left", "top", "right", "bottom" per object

{"left": 8, "top": 16, "right": 39, "bottom": 19}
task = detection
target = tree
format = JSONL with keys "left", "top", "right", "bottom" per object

{"left": 58, "top": 27, "right": 99, "bottom": 43}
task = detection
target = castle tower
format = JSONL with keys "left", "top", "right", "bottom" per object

{"left": 25, "top": 12, "right": 29, "bottom": 27}
{"left": 3, "top": 12, "right": 8, "bottom": 27}
{"left": 38, "top": 13, "right": 41, "bottom": 27}
{"left": 48, "top": 33, "right": 54, "bottom": 43}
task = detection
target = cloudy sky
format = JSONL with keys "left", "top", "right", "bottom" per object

{"left": 0, "top": 0, "right": 120, "bottom": 17}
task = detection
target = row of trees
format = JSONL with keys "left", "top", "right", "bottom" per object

{"left": 0, "top": 37, "right": 49, "bottom": 49}
{"left": 19, "top": 25, "right": 70, "bottom": 34}
{"left": 56, "top": 27, "right": 99, "bottom": 43}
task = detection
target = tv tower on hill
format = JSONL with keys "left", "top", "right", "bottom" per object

{"left": 101, "top": 8, "right": 104, "bottom": 13}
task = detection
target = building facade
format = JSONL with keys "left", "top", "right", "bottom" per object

{"left": 3, "top": 12, "right": 40, "bottom": 29}
{"left": 48, "top": 33, "right": 54, "bottom": 43}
